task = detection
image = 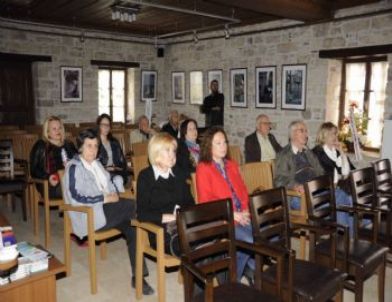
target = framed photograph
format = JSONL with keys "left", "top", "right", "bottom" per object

{"left": 255, "top": 66, "right": 276, "bottom": 108}
{"left": 190, "top": 71, "right": 203, "bottom": 105}
{"left": 172, "top": 71, "right": 185, "bottom": 104}
{"left": 60, "top": 66, "right": 82, "bottom": 102}
{"left": 230, "top": 68, "right": 247, "bottom": 108}
{"left": 141, "top": 70, "right": 157, "bottom": 101}
{"left": 281, "top": 64, "right": 307, "bottom": 110}
{"left": 207, "top": 69, "right": 223, "bottom": 93}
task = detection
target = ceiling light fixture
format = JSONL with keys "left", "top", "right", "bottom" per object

{"left": 111, "top": 4, "right": 140, "bottom": 23}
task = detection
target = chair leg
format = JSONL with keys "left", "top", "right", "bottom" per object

{"left": 7, "top": 194, "right": 14, "bottom": 211}
{"left": 335, "top": 288, "right": 343, "bottom": 302}
{"left": 100, "top": 241, "right": 107, "bottom": 260}
{"left": 354, "top": 279, "right": 364, "bottom": 302}
{"left": 378, "top": 258, "right": 386, "bottom": 302}
{"left": 135, "top": 228, "right": 144, "bottom": 300}
{"left": 21, "top": 188, "right": 27, "bottom": 221}
{"left": 299, "top": 234, "right": 307, "bottom": 260}
{"left": 64, "top": 214, "right": 72, "bottom": 276}
{"left": 88, "top": 236, "right": 97, "bottom": 294}
{"left": 33, "top": 189, "right": 39, "bottom": 236}
{"left": 157, "top": 230, "right": 166, "bottom": 302}
{"left": 44, "top": 201, "right": 51, "bottom": 248}
{"left": 177, "top": 270, "right": 183, "bottom": 284}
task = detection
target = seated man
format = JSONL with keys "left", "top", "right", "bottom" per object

{"left": 130, "top": 115, "right": 157, "bottom": 144}
{"left": 244, "top": 114, "right": 282, "bottom": 163}
{"left": 161, "top": 110, "right": 179, "bottom": 138}
{"left": 274, "top": 120, "right": 324, "bottom": 210}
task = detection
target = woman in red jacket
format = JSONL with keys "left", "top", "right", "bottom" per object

{"left": 196, "top": 127, "right": 254, "bottom": 283}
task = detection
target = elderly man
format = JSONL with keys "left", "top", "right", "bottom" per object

{"left": 201, "top": 80, "right": 224, "bottom": 127}
{"left": 244, "top": 114, "right": 282, "bottom": 163}
{"left": 161, "top": 110, "right": 179, "bottom": 138}
{"left": 274, "top": 120, "right": 324, "bottom": 210}
{"left": 130, "top": 115, "right": 156, "bottom": 144}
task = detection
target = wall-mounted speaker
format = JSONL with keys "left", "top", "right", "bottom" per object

{"left": 157, "top": 47, "right": 164, "bottom": 58}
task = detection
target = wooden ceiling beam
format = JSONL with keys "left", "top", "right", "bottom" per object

{"left": 205, "top": 0, "right": 332, "bottom": 22}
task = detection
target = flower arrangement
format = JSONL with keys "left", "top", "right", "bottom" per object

{"left": 338, "top": 101, "right": 369, "bottom": 151}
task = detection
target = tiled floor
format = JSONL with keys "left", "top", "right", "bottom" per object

{"left": 1, "top": 200, "right": 391, "bottom": 302}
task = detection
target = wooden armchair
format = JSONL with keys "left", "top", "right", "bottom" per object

{"left": 305, "top": 175, "right": 389, "bottom": 302}
{"left": 59, "top": 170, "right": 121, "bottom": 294}
{"left": 132, "top": 141, "right": 149, "bottom": 156}
{"left": 372, "top": 158, "right": 392, "bottom": 196}
{"left": 228, "top": 145, "right": 242, "bottom": 165}
{"left": 240, "top": 161, "right": 273, "bottom": 194}
{"left": 250, "top": 187, "right": 347, "bottom": 302}
{"left": 176, "top": 199, "right": 286, "bottom": 302}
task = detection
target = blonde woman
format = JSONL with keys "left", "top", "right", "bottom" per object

{"left": 136, "top": 133, "right": 194, "bottom": 256}
{"left": 30, "top": 116, "right": 76, "bottom": 199}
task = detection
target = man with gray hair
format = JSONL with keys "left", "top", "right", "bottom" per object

{"left": 274, "top": 120, "right": 324, "bottom": 209}
{"left": 244, "top": 114, "right": 282, "bottom": 163}
{"left": 130, "top": 115, "right": 156, "bottom": 144}
{"left": 161, "top": 110, "right": 179, "bottom": 138}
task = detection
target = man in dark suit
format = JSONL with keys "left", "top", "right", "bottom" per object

{"left": 244, "top": 114, "right": 282, "bottom": 163}
{"left": 201, "top": 80, "right": 224, "bottom": 127}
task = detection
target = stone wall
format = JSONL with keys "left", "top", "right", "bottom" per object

{"left": 163, "top": 1, "right": 392, "bottom": 149}
{"left": 0, "top": 21, "right": 166, "bottom": 124}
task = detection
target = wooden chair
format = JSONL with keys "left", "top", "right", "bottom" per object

{"left": 372, "top": 158, "right": 392, "bottom": 196}
{"left": 133, "top": 182, "right": 181, "bottom": 302}
{"left": 250, "top": 187, "right": 347, "bottom": 302}
{"left": 176, "top": 199, "right": 286, "bottom": 302}
{"left": 228, "top": 145, "right": 242, "bottom": 165}
{"left": 132, "top": 141, "right": 149, "bottom": 156}
{"left": 59, "top": 170, "right": 122, "bottom": 294}
{"left": 112, "top": 130, "right": 128, "bottom": 155}
{"left": 305, "top": 175, "right": 389, "bottom": 302}
{"left": 350, "top": 167, "right": 392, "bottom": 248}
{"left": 240, "top": 161, "right": 273, "bottom": 194}
{"left": 189, "top": 172, "right": 198, "bottom": 202}
{"left": 132, "top": 154, "right": 149, "bottom": 183}
{"left": 0, "top": 139, "right": 28, "bottom": 221}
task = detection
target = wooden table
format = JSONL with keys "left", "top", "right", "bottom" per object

{"left": 0, "top": 212, "right": 66, "bottom": 302}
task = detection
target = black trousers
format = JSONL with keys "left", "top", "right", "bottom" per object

{"left": 98, "top": 198, "right": 148, "bottom": 277}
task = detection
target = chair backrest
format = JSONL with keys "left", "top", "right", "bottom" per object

{"left": 349, "top": 167, "right": 377, "bottom": 208}
{"left": 132, "top": 141, "right": 149, "bottom": 156}
{"left": 240, "top": 161, "right": 273, "bottom": 194}
{"left": 304, "top": 175, "right": 338, "bottom": 223}
{"left": 228, "top": 145, "right": 242, "bottom": 165}
{"left": 372, "top": 159, "right": 392, "bottom": 194}
{"left": 176, "top": 199, "right": 237, "bottom": 282}
{"left": 189, "top": 172, "right": 198, "bottom": 202}
{"left": 0, "top": 140, "right": 14, "bottom": 178}
{"left": 132, "top": 154, "right": 149, "bottom": 182}
{"left": 111, "top": 131, "right": 127, "bottom": 154}
{"left": 12, "top": 134, "right": 39, "bottom": 162}
{"left": 249, "top": 187, "right": 291, "bottom": 250}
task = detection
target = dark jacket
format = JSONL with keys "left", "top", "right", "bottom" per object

{"left": 274, "top": 144, "right": 324, "bottom": 189}
{"left": 161, "top": 123, "right": 179, "bottom": 138}
{"left": 176, "top": 140, "right": 198, "bottom": 179}
{"left": 98, "top": 137, "right": 128, "bottom": 184}
{"left": 30, "top": 139, "right": 77, "bottom": 179}
{"left": 244, "top": 131, "right": 282, "bottom": 163}
{"left": 201, "top": 93, "right": 224, "bottom": 127}
{"left": 136, "top": 165, "right": 194, "bottom": 225}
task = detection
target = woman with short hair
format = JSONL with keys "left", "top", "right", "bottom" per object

{"left": 137, "top": 133, "right": 194, "bottom": 256}
{"left": 196, "top": 126, "right": 254, "bottom": 282}
{"left": 30, "top": 115, "right": 76, "bottom": 198}
{"left": 64, "top": 128, "right": 153, "bottom": 295}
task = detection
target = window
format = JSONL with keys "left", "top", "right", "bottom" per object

{"left": 98, "top": 68, "right": 126, "bottom": 122}
{"left": 340, "top": 59, "right": 388, "bottom": 149}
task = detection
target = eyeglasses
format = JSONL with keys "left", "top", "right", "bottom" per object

{"left": 260, "top": 122, "right": 272, "bottom": 125}
{"left": 100, "top": 123, "right": 111, "bottom": 128}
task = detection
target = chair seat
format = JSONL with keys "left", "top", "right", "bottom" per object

{"left": 315, "top": 237, "right": 388, "bottom": 269}
{"left": 0, "top": 179, "right": 26, "bottom": 194}
{"left": 261, "top": 259, "right": 346, "bottom": 301}
{"left": 193, "top": 282, "right": 279, "bottom": 302}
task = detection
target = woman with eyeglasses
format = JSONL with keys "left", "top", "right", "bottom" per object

{"left": 96, "top": 113, "right": 128, "bottom": 186}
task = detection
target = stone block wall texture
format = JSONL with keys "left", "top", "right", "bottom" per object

{"left": 0, "top": 1, "right": 391, "bottom": 151}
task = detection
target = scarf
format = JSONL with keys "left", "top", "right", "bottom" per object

{"left": 80, "top": 157, "right": 109, "bottom": 194}
{"left": 185, "top": 140, "right": 200, "bottom": 165}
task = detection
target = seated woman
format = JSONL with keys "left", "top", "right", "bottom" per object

{"left": 30, "top": 116, "right": 77, "bottom": 199}
{"left": 64, "top": 129, "right": 153, "bottom": 294}
{"left": 196, "top": 126, "right": 254, "bottom": 283}
{"left": 96, "top": 113, "right": 128, "bottom": 186}
{"left": 176, "top": 119, "right": 200, "bottom": 178}
{"left": 313, "top": 122, "right": 355, "bottom": 235}
{"left": 137, "top": 133, "right": 194, "bottom": 256}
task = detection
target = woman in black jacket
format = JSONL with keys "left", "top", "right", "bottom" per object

{"left": 96, "top": 114, "right": 128, "bottom": 185}
{"left": 30, "top": 116, "right": 77, "bottom": 199}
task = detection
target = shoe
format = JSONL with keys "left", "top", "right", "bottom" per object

{"left": 70, "top": 234, "right": 88, "bottom": 247}
{"left": 131, "top": 277, "right": 155, "bottom": 295}
{"left": 242, "top": 266, "right": 254, "bottom": 286}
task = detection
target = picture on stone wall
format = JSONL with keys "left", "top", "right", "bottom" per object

{"left": 207, "top": 70, "right": 223, "bottom": 93}
{"left": 172, "top": 71, "right": 185, "bottom": 104}
{"left": 230, "top": 68, "right": 247, "bottom": 108}
{"left": 61, "top": 66, "right": 82, "bottom": 102}
{"left": 282, "top": 64, "right": 307, "bottom": 110}
{"left": 255, "top": 66, "right": 276, "bottom": 108}
{"left": 141, "top": 70, "right": 157, "bottom": 101}
{"left": 190, "top": 71, "right": 203, "bottom": 105}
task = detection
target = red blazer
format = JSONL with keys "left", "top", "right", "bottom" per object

{"left": 196, "top": 160, "right": 249, "bottom": 211}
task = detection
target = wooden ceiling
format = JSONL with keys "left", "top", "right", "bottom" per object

{"left": 0, "top": 0, "right": 380, "bottom": 39}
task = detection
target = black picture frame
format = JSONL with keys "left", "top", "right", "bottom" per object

{"left": 230, "top": 68, "right": 247, "bottom": 108}
{"left": 281, "top": 64, "right": 307, "bottom": 110}
{"left": 60, "top": 66, "right": 82, "bottom": 102}
{"left": 141, "top": 70, "right": 157, "bottom": 102}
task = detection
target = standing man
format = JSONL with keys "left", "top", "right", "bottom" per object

{"left": 244, "top": 114, "right": 282, "bottom": 163}
{"left": 201, "top": 80, "right": 224, "bottom": 127}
